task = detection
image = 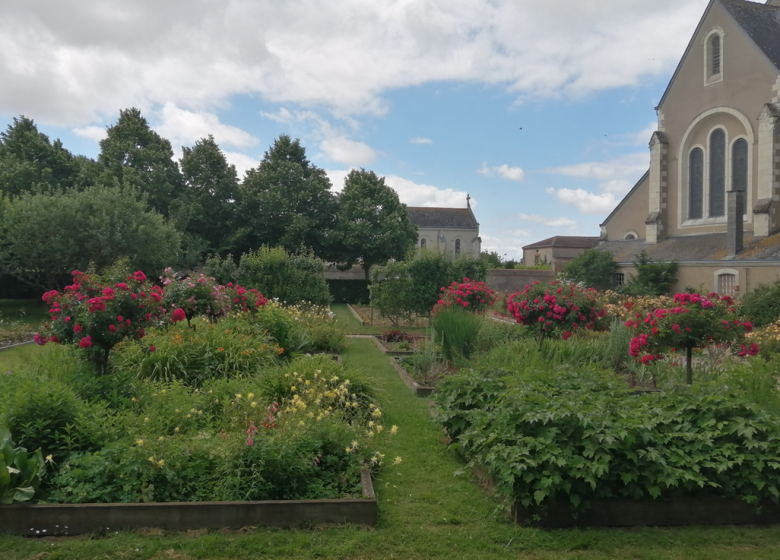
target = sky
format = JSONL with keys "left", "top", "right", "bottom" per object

{"left": 0, "top": 0, "right": 713, "bottom": 260}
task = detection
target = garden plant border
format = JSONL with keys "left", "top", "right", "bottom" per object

{"left": 390, "top": 356, "right": 434, "bottom": 397}
{"left": 0, "top": 470, "right": 376, "bottom": 536}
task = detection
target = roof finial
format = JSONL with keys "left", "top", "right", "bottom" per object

{"left": 466, "top": 193, "right": 471, "bottom": 208}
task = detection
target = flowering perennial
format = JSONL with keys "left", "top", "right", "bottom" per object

{"left": 434, "top": 277, "right": 497, "bottom": 315}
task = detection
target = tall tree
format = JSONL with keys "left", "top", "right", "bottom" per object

{"left": 334, "top": 168, "right": 418, "bottom": 279}
{"left": 0, "top": 116, "right": 81, "bottom": 196}
{"left": 98, "top": 108, "right": 183, "bottom": 216}
{"left": 179, "top": 135, "right": 239, "bottom": 256}
{"left": 235, "top": 135, "right": 336, "bottom": 257}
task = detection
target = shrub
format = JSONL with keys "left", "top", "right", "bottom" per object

{"left": 238, "top": 246, "right": 331, "bottom": 305}
{"left": 327, "top": 279, "right": 370, "bottom": 304}
{"left": 560, "top": 249, "right": 617, "bottom": 291}
{"left": 381, "top": 330, "right": 416, "bottom": 343}
{"left": 506, "top": 280, "right": 607, "bottom": 340}
{"left": 618, "top": 251, "right": 678, "bottom": 296}
{"left": 740, "top": 279, "right": 780, "bottom": 328}
{"left": 204, "top": 253, "right": 239, "bottom": 285}
{"left": 434, "top": 278, "right": 497, "bottom": 315}
{"left": 161, "top": 270, "right": 229, "bottom": 326}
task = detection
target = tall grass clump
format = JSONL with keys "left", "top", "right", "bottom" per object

{"left": 432, "top": 308, "right": 482, "bottom": 362}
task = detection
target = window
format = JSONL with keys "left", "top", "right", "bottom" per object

{"left": 420, "top": 238, "right": 426, "bottom": 249}
{"left": 613, "top": 273, "right": 625, "bottom": 286}
{"left": 709, "top": 129, "right": 726, "bottom": 217}
{"left": 732, "top": 138, "right": 748, "bottom": 214}
{"left": 717, "top": 273, "right": 736, "bottom": 296}
{"left": 711, "top": 34, "right": 721, "bottom": 76}
{"left": 624, "top": 233, "right": 636, "bottom": 240}
{"left": 689, "top": 148, "right": 704, "bottom": 219}
{"left": 454, "top": 239, "right": 461, "bottom": 256}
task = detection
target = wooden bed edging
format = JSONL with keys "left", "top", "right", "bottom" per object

{"left": 390, "top": 357, "right": 434, "bottom": 397}
{"left": 513, "top": 496, "right": 780, "bottom": 528}
{"left": 0, "top": 470, "right": 376, "bottom": 536}
{"left": 372, "top": 335, "right": 424, "bottom": 357}
{"left": 345, "top": 304, "right": 365, "bottom": 325}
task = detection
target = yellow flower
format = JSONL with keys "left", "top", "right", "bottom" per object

{"left": 45, "top": 454, "right": 54, "bottom": 464}
{"left": 174, "top": 427, "right": 180, "bottom": 433}
{"left": 157, "top": 460, "right": 165, "bottom": 467}
{"left": 247, "top": 392, "right": 254, "bottom": 399}
{"left": 161, "top": 390, "right": 167, "bottom": 394}
{"left": 390, "top": 425, "right": 398, "bottom": 435}
{"left": 148, "top": 456, "right": 155, "bottom": 462}
{"left": 345, "top": 447, "right": 352, "bottom": 453}
{"left": 235, "top": 393, "right": 242, "bottom": 399}
{"left": 291, "top": 386, "right": 297, "bottom": 392}
{"left": 298, "top": 421, "right": 305, "bottom": 426}
{"left": 372, "top": 409, "right": 382, "bottom": 418}
{"left": 351, "top": 440, "right": 358, "bottom": 448}
{"left": 250, "top": 402, "right": 257, "bottom": 408}
{"left": 144, "top": 417, "right": 150, "bottom": 422}
{"left": 136, "top": 439, "right": 144, "bottom": 446}
{"left": 393, "top": 456, "right": 402, "bottom": 465}
{"left": 376, "top": 425, "right": 384, "bottom": 433}
{"left": 158, "top": 436, "right": 164, "bottom": 441}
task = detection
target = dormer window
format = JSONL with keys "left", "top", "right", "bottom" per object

{"left": 704, "top": 28, "right": 724, "bottom": 85}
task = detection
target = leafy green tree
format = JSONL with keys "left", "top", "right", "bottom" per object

{"left": 238, "top": 246, "right": 331, "bottom": 305}
{"left": 0, "top": 185, "right": 181, "bottom": 290}
{"left": 235, "top": 136, "right": 336, "bottom": 258}
{"left": 334, "top": 169, "right": 418, "bottom": 280}
{"left": 739, "top": 280, "right": 780, "bottom": 328}
{"left": 560, "top": 249, "right": 617, "bottom": 291}
{"left": 179, "top": 135, "right": 239, "bottom": 256}
{"left": 480, "top": 250, "right": 503, "bottom": 269}
{"left": 620, "top": 251, "right": 678, "bottom": 296}
{"left": 0, "top": 116, "right": 81, "bottom": 196}
{"left": 98, "top": 108, "right": 184, "bottom": 216}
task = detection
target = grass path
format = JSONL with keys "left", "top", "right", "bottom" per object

{"left": 4, "top": 307, "right": 780, "bottom": 558}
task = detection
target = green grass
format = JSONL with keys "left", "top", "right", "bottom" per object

{"left": 0, "top": 298, "right": 49, "bottom": 329}
{"left": 0, "top": 342, "right": 47, "bottom": 373}
{"left": 4, "top": 339, "right": 780, "bottom": 558}
{"left": 330, "top": 303, "right": 426, "bottom": 336}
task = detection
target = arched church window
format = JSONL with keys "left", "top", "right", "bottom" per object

{"left": 420, "top": 238, "right": 426, "bottom": 249}
{"left": 711, "top": 34, "right": 721, "bottom": 76}
{"left": 689, "top": 148, "right": 703, "bottom": 219}
{"left": 455, "top": 239, "right": 461, "bottom": 256}
{"left": 709, "top": 129, "right": 726, "bottom": 217}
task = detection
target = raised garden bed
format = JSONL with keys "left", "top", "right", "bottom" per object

{"left": 0, "top": 471, "right": 376, "bottom": 536}
{"left": 372, "top": 335, "right": 424, "bottom": 356}
{"left": 348, "top": 305, "right": 429, "bottom": 328}
{"left": 512, "top": 497, "right": 780, "bottom": 528}
{"left": 390, "top": 357, "right": 434, "bottom": 397}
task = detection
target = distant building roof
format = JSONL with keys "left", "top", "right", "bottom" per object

{"left": 407, "top": 207, "right": 479, "bottom": 229}
{"left": 596, "top": 231, "right": 780, "bottom": 263}
{"left": 721, "top": 0, "right": 780, "bottom": 71}
{"left": 523, "top": 236, "right": 601, "bottom": 250}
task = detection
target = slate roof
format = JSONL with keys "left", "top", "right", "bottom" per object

{"left": 407, "top": 207, "right": 479, "bottom": 229}
{"left": 596, "top": 231, "right": 780, "bottom": 263}
{"left": 523, "top": 236, "right": 601, "bottom": 250}
{"left": 721, "top": 0, "right": 780, "bottom": 70}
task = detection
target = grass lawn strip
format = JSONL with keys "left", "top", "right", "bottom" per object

{"left": 3, "top": 328, "right": 780, "bottom": 556}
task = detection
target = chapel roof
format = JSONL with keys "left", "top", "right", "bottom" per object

{"left": 407, "top": 207, "right": 479, "bottom": 229}
{"left": 596, "top": 231, "right": 780, "bottom": 263}
{"left": 721, "top": 0, "right": 780, "bottom": 70}
{"left": 523, "top": 236, "right": 601, "bottom": 250}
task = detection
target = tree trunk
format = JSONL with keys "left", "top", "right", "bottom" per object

{"left": 686, "top": 346, "right": 693, "bottom": 385}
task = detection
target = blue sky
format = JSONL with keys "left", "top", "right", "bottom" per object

{"left": 0, "top": 0, "right": 712, "bottom": 259}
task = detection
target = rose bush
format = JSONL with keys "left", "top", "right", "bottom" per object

{"left": 506, "top": 280, "right": 607, "bottom": 340}
{"left": 433, "top": 278, "right": 497, "bottom": 315}
{"left": 161, "top": 270, "right": 228, "bottom": 326}
{"left": 35, "top": 270, "right": 166, "bottom": 374}
{"left": 626, "top": 292, "right": 755, "bottom": 383}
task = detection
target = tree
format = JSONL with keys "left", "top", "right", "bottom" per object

{"left": 620, "top": 251, "right": 678, "bottom": 296}
{"left": 0, "top": 185, "right": 182, "bottom": 290}
{"left": 560, "top": 249, "right": 617, "bottom": 291}
{"left": 0, "top": 116, "right": 81, "bottom": 196}
{"left": 98, "top": 108, "right": 184, "bottom": 216}
{"left": 179, "top": 135, "right": 239, "bottom": 256}
{"left": 334, "top": 169, "right": 418, "bottom": 280}
{"left": 235, "top": 135, "right": 336, "bottom": 258}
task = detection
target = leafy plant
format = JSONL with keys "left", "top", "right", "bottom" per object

{"left": 1, "top": 426, "right": 45, "bottom": 504}
{"left": 740, "top": 279, "right": 780, "bottom": 328}
{"left": 238, "top": 246, "right": 331, "bottom": 306}
{"left": 560, "top": 249, "right": 617, "bottom": 291}
{"left": 432, "top": 308, "right": 482, "bottom": 362}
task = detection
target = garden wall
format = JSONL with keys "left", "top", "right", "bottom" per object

{"left": 485, "top": 269, "right": 556, "bottom": 293}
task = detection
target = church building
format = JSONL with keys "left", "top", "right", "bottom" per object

{"left": 599, "top": 0, "right": 780, "bottom": 296}
{"left": 407, "top": 196, "right": 481, "bottom": 257}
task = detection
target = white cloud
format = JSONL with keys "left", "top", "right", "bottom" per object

{"left": 155, "top": 103, "right": 258, "bottom": 150}
{"left": 517, "top": 213, "right": 577, "bottom": 228}
{"left": 0, "top": 0, "right": 706, "bottom": 125}
{"left": 545, "top": 188, "right": 618, "bottom": 215}
{"left": 73, "top": 125, "right": 106, "bottom": 142}
{"left": 320, "top": 137, "right": 376, "bottom": 166}
{"left": 410, "top": 137, "right": 432, "bottom": 144}
{"left": 477, "top": 162, "right": 525, "bottom": 182}
{"left": 325, "top": 168, "right": 471, "bottom": 208}
{"left": 223, "top": 150, "right": 260, "bottom": 178}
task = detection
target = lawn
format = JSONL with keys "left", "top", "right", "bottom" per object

{"left": 4, "top": 305, "right": 780, "bottom": 559}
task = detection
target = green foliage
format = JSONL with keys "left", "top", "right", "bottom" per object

{"left": 326, "top": 279, "right": 370, "bottom": 304}
{"left": 334, "top": 168, "right": 418, "bottom": 279}
{"left": 437, "top": 364, "right": 780, "bottom": 515}
{"left": 0, "top": 425, "right": 45, "bottom": 504}
{"left": 235, "top": 135, "right": 336, "bottom": 259}
{"left": 238, "top": 246, "right": 331, "bottom": 306}
{"left": 740, "top": 279, "right": 780, "bottom": 328}
{"left": 560, "top": 249, "right": 617, "bottom": 291}
{"left": 98, "top": 108, "right": 184, "bottom": 217}
{"left": 0, "top": 185, "right": 182, "bottom": 290}
{"left": 432, "top": 308, "right": 482, "bottom": 362}
{"left": 204, "top": 253, "right": 239, "bottom": 285}
{"left": 480, "top": 250, "right": 503, "bottom": 269}
{"left": 179, "top": 135, "right": 239, "bottom": 257}
{"left": 369, "top": 260, "right": 415, "bottom": 326}
{"left": 619, "top": 251, "right": 678, "bottom": 296}
{"left": 111, "top": 320, "right": 282, "bottom": 387}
